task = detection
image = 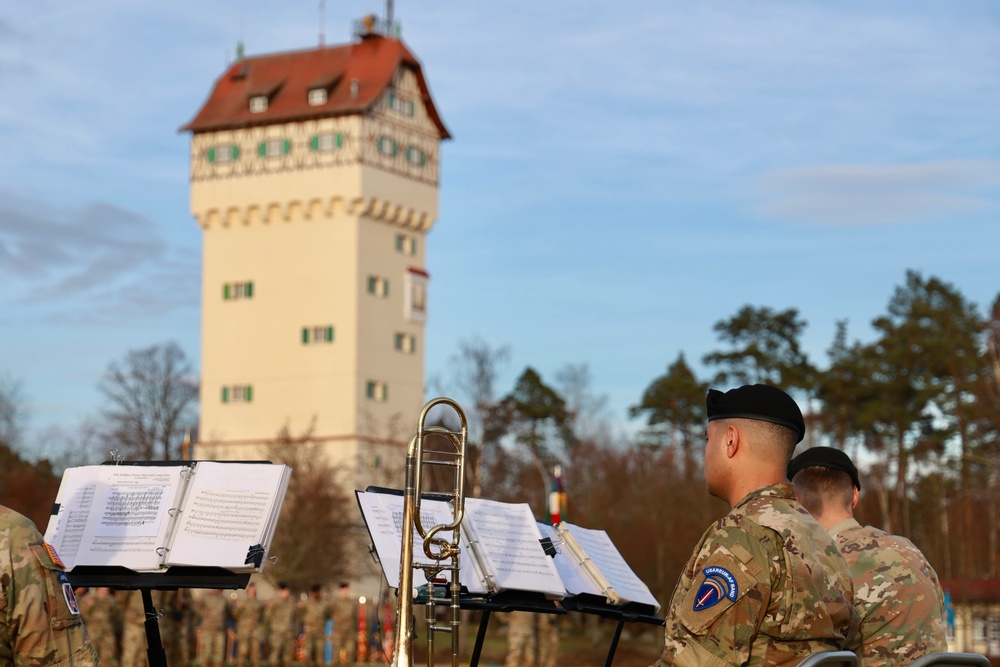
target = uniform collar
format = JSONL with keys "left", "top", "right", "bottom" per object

{"left": 733, "top": 481, "right": 797, "bottom": 509}
{"left": 827, "top": 517, "right": 861, "bottom": 538}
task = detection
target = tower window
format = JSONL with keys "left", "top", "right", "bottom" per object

{"left": 258, "top": 139, "right": 291, "bottom": 157}
{"left": 367, "top": 275, "right": 389, "bottom": 297}
{"left": 308, "top": 88, "right": 328, "bottom": 106}
{"left": 377, "top": 136, "right": 398, "bottom": 156}
{"left": 388, "top": 91, "right": 415, "bottom": 116}
{"left": 249, "top": 95, "right": 268, "bottom": 113}
{"left": 310, "top": 133, "right": 343, "bottom": 152}
{"left": 223, "top": 281, "right": 254, "bottom": 300}
{"left": 405, "top": 269, "right": 428, "bottom": 324}
{"left": 406, "top": 146, "right": 426, "bottom": 166}
{"left": 302, "top": 325, "right": 334, "bottom": 344}
{"left": 208, "top": 144, "right": 239, "bottom": 163}
{"left": 395, "top": 233, "right": 416, "bottom": 256}
{"left": 222, "top": 384, "right": 253, "bottom": 403}
{"left": 365, "top": 380, "right": 388, "bottom": 402}
{"left": 394, "top": 332, "right": 416, "bottom": 353}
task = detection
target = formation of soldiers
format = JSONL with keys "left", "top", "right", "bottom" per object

{"left": 74, "top": 581, "right": 359, "bottom": 667}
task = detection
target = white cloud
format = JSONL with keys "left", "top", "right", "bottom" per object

{"left": 752, "top": 160, "right": 1000, "bottom": 226}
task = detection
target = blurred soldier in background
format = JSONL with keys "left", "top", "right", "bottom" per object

{"left": 267, "top": 582, "right": 297, "bottom": 667}
{"left": 195, "top": 588, "right": 230, "bottom": 667}
{"left": 330, "top": 583, "right": 356, "bottom": 665}
{"left": 232, "top": 582, "right": 264, "bottom": 667}
{"left": 788, "top": 446, "right": 947, "bottom": 665}
{"left": 79, "top": 587, "right": 121, "bottom": 667}
{"left": 301, "top": 584, "right": 331, "bottom": 666}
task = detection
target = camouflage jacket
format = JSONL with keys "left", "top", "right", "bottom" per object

{"left": 658, "top": 483, "right": 860, "bottom": 667}
{"left": 0, "top": 506, "right": 99, "bottom": 667}
{"left": 830, "top": 518, "right": 947, "bottom": 665}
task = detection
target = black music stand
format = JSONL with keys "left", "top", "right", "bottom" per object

{"left": 55, "top": 460, "right": 279, "bottom": 667}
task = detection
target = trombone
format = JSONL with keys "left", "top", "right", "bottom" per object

{"left": 391, "top": 397, "right": 468, "bottom": 667}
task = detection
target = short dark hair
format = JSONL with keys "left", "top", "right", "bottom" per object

{"left": 791, "top": 466, "right": 854, "bottom": 516}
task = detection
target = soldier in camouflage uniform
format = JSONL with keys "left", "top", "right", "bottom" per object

{"left": 267, "top": 582, "right": 297, "bottom": 667}
{"left": 301, "top": 585, "right": 331, "bottom": 666}
{"left": 329, "top": 584, "right": 355, "bottom": 665}
{"left": 0, "top": 505, "right": 99, "bottom": 666}
{"left": 657, "top": 385, "right": 859, "bottom": 666}
{"left": 788, "top": 446, "right": 947, "bottom": 665}
{"left": 195, "top": 588, "right": 230, "bottom": 667}
{"left": 232, "top": 582, "right": 264, "bottom": 667}
{"left": 504, "top": 611, "right": 535, "bottom": 667}
{"left": 79, "top": 587, "right": 121, "bottom": 667}
{"left": 119, "top": 590, "right": 148, "bottom": 667}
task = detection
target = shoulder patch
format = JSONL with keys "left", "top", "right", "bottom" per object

{"left": 693, "top": 566, "right": 738, "bottom": 611}
{"left": 58, "top": 572, "right": 81, "bottom": 615}
{"left": 45, "top": 542, "right": 66, "bottom": 569}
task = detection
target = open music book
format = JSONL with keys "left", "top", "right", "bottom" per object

{"left": 356, "top": 490, "right": 567, "bottom": 599}
{"left": 537, "top": 521, "right": 661, "bottom": 613}
{"left": 44, "top": 462, "right": 291, "bottom": 573}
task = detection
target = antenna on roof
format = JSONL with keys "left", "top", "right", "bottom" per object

{"left": 386, "top": 0, "right": 394, "bottom": 28}
{"left": 319, "top": 0, "right": 325, "bottom": 47}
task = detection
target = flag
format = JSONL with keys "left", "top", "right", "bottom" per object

{"left": 549, "top": 465, "right": 567, "bottom": 525}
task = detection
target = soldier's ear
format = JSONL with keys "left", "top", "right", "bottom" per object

{"left": 851, "top": 486, "right": 859, "bottom": 509}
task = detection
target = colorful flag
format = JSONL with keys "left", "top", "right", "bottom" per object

{"left": 549, "top": 465, "right": 567, "bottom": 525}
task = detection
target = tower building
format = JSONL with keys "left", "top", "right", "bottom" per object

{"left": 181, "top": 22, "right": 449, "bottom": 485}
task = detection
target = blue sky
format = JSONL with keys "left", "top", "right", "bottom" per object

{"left": 1, "top": 1, "right": 998, "bottom": 452}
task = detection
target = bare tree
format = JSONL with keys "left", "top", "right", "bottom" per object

{"left": 261, "top": 424, "right": 353, "bottom": 590}
{"left": 98, "top": 342, "right": 198, "bottom": 461}
{"left": 0, "top": 372, "right": 28, "bottom": 451}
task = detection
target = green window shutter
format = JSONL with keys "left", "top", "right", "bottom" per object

{"left": 223, "top": 283, "right": 230, "bottom": 300}
{"left": 384, "top": 280, "right": 389, "bottom": 296}
{"left": 394, "top": 333, "right": 402, "bottom": 350}
{"left": 245, "top": 282, "right": 253, "bottom": 298}
{"left": 245, "top": 386, "right": 253, "bottom": 402}
{"left": 221, "top": 386, "right": 229, "bottom": 403}
{"left": 365, "top": 381, "right": 374, "bottom": 398}
{"left": 231, "top": 145, "right": 240, "bottom": 160}
{"left": 382, "top": 384, "right": 388, "bottom": 401}
{"left": 283, "top": 140, "right": 291, "bottom": 154}
{"left": 302, "top": 327, "right": 309, "bottom": 344}
{"left": 310, "top": 135, "right": 319, "bottom": 151}
{"left": 388, "top": 91, "right": 395, "bottom": 109}
{"left": 325, "top": 326, "right": 334, "bottom": 342}
{"left": 258, "top": 142, "right": 267, "bottom": 157}
{"left": 395, "top": 234, "right": 403, "bottom": 251}
{"left": 207, "top": 147, "right": 216, "bottom": 163}
{"left": 336, "top": 133, "right": 343, "bottom": 148}
{"left": 367, "top": 276, "right": 376, "bottom": 293}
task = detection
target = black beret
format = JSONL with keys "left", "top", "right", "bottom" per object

{"left": 787, "top": 446, "right": 861, "bottom": 490}
{"left": 706, "top": 384, "right": 805, "bottom": 444}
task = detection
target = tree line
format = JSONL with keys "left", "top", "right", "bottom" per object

{"left": 1, "top": 269, "right": 997, "bottom": 605}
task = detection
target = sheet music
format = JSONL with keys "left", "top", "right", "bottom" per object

{"left": 537, "top": 522, "right": 596, "bottom": 597}
{"left": 462, "top": 498, "right": 565, "bottom": 598}
{"left": 45, "top": 467, "right": 102, "bottom": 570}
{"left": 561, "top": 522, "right": 660, "bottom": 611}
{"left": 356, "top": 491, "right": 484, "bottom": 594}
{"left": 163, "top": 462, "right": 290, "bottom": 569}
{"left": 70, "top": 465, "right": 187, "bottom": 571}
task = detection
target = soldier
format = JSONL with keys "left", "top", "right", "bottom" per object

{"left": 79, "top": 587, "right": 121, "bottom": 667}
{"left": 330, "top": 583, "right": 355, "bottom": 665}
{"left": 504, "top": 611, "right": 535, "bottom": 667}
{"left": 232, "top": 582, "right": 264, "bottom": 667}
{"left": 788, "top": 446, "right": 948, "bottom": 665}
{"left": 195, "top": 588, "right": 230, "bottom": 667}
{"left": 301, "top": 584, "right": 331, "bottom": 666}
{"left": 119, "top": 591, "right": 148, "bottom": 667}
{"left": 267, "top": 582, "right": 297, "bottom": 667}
{"left": 537, "top": 613, "right": 558, "bottom": 667}
{"left": 656, "top": 384, "right": 859, "bottom": 666}
{"left": 0, "top": 504, "right": 99, "bottom": 665}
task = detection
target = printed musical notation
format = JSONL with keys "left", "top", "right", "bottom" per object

{"left": 44, "top": 462, "right": 291, "bottom": 573}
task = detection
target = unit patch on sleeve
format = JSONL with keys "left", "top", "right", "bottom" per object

{"left": 693, "top": 566, "right": 738, "bottom": 611}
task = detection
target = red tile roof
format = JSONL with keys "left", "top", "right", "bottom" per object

{"left": 180, "top": 35, "right": 450, "bottom": 138}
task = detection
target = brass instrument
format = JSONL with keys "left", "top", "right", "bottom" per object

{"left": 391, "top": 397, "right": 468, "bottom": 667}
